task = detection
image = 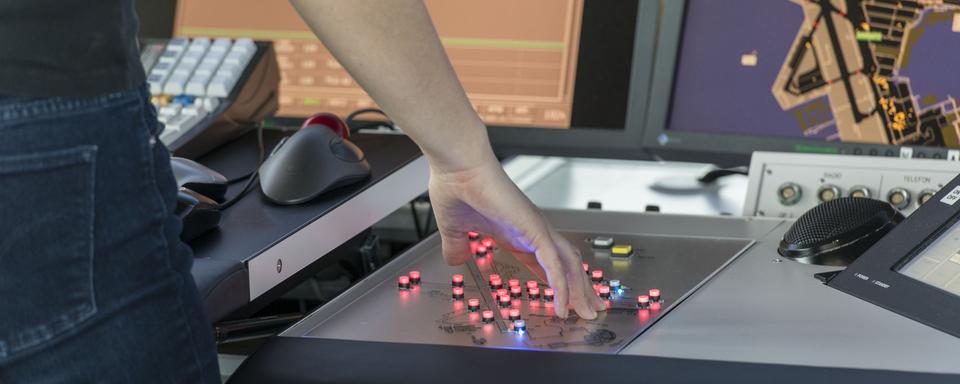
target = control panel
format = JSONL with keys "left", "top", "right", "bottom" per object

{"left": 743, "top": 152, "right": 960, "bottom": 218}
{"left": 140, "top": 37, "right": 280, "bottom": 158}
{"left": 289, "top": 229, "right": 751, "bottom": 353}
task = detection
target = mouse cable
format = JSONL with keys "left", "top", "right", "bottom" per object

{"left": 218, "top": 123, "right": 267, "bottom": 210}
{"left": 345, "top": 108, "right": 397, "bottom": 134}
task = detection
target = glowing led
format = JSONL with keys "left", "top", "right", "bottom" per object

{"left": 467, "top": 298, "right": 480, "bottom": 311}
{"left": 528, "top": 287, "right": 540, "bottom": 299}
{"left": 489, "top": 274, "right": 501, "bottom": 283}
{"left": 510, "top": 285, "right": 522, "bottom": 298}
{"left": 526, "top": 280, "right": 538, "bottom": 290}
{"left": 509, "top": 308, "right": 521, "bottom": 320}
{"left": 499, "top": 293, "right": 512, "bottom": 307}
{"left": 508, "top": 279, "right": 520, "bottom": 288}
{"left": 649, "top": 288, "right": 661, "bottom": 302}
{"left": 452, "top": 274, "right": 464, "bottom": 287}
{"left": 490, "top": 277, "right": 503, "bottom": 290}
{"left": 591, "top": 270, "right": 604, "bottom": 282}
{"left": 513, "top": 319, "right": 526, "bottom": 333}
{"left": 398, "top": 276, "right": 411, "bottom": 289}
{"left": 408, "top": 271, "right": 421, "bottom": 285}
{"left": 482, "top": 310, "right": 495, "bottom": 323}
{"left": 468, "top": 231, "right": 480, "bottom": 240}
{"left": 452, "top": 287, "right": 464, "bottom": 299}
{"left": 481, "top": 238, "right": 495, "bottom": 248}
{"left": 599, "top": 285, "right": 611, "bottom": 298}
{"left": 637, "top": 295, "right": 650, "bottom": 309}
{"left": 543, "top": 288, "right": 555, "bottom": 300}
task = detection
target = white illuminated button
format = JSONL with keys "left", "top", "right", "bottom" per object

{"left": 592, "top": 237, "right": 614, "bottom": 249}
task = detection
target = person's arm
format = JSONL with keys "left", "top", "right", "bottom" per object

{"left": 290, "top": 0, "right": 603, "bottom": 319}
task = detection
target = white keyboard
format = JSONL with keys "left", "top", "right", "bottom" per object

{"left": 141, "top": 37, "right": 259, "bottom": 148}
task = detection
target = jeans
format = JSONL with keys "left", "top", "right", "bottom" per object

{"left": 0, "top": 85, "right": 219, "bottom": 383}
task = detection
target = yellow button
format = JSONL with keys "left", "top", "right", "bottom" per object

{"left": 611, "top": 245, "right": 633, "bottom": 256}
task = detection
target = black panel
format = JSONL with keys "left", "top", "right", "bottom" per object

{"left": 135, "top": 0, "right": 177, "bottom": 38}
{"left": 830, "top": 173, "right": 960, "bottom": 338}
{"left": 568, "top": 0, "right": 638, "bottom": 130}
{"left": 228, "top": 337, "right": 960, "bottom": 384}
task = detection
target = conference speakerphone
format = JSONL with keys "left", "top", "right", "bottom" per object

{"left": 232, "top": 210, "right": 960, "bottom": 383}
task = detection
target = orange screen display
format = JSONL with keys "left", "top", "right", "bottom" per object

{"left": 174, "top": 0, "right": 583, "bottom": 128}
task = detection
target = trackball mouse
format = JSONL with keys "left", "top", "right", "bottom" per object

{"left": 258, "top": 124, "right": 371, "bottom": 205}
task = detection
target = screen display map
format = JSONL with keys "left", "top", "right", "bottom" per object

{"left": 670, "top": 0, "right": 960, "bottom": 148}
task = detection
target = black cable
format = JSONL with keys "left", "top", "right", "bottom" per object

{"left": 218, "top": 123, "right": 267, "bottom": 210}
{"left": 226, "top": 170, "right": 255, "bottom": 185}
{"left": 345, "top": 108, "right": 397, "bottom": 134}
{"left": 697, "top": 166, "right": 749, "bottom": 184}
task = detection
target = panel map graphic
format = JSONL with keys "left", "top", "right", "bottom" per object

{"left": 670, "top": 0, "right": 960, "bottom": 148}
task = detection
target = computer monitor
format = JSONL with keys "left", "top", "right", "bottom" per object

{"left": 169, "top": 0, "right": 656, "bottom": 158}
{"left": 643, "top": 0, "right": 960, "bottom": 166}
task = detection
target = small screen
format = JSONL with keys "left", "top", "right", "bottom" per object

{"left": 899, "top": 215, "right": 960, "bottom": 297}
{"left": 668, "top": 0, "right": 960, "bottom": 148}
{"left": 174, "top": 0, "right": 584, "bottom": 128}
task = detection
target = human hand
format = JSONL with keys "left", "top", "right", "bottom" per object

{"left": 428, "top": 159, "right": 606, "bottom": 319}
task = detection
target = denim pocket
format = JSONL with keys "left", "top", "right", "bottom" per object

{"left": 0, "top": 146, "right": 98, "bottom": 360}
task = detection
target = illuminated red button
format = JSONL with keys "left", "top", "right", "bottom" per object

{"left": 510, "top": 285, "right": 522, "bottom": 299}
{"left": 481, "top": 238, "right": 495, "bottom": 248}
{"left": 476, "top": 245, "right": 488, "bottom": 257}
{"left": 467, "top": 298, "right": 480, "bottom": 312}
{"left": 508, "top": 308, "right": 521, "bottom": 321}
{"left": 452, "top": 287, "right": 464, "bottom": 300}
{"left": 543, "top": 288, "right": 555, "bottom": 301}
{"left": 489, "top": 274, "right": 500, "bottom": 283}
{"left": 528, "top": 287, "right": 540, "bottom": 300}
{"left": 481, "top": 310, "right": 495, "bottom": 323}
{"left": 452, "top": 274, "right": 464, "bottom": 287}
{"left": 508, "top": 278, "right": 520, "bottom": 288}
{"left": 468, "top": 231, "right": 480, "bottom": 240}
{"left": 591, "top": 270, "right": 604, "bottom": 283}
{"left": 582, "top": 263, "right": 590, "bottom": 273}
{"left": 490, "top": 277, "right": 503, "bottom": 290}
{"left": 408, "top": 271, "right": 421, "bottom": 285}
{"left": 637, "top": 295, "right": 650, "bottom": 309}
{"left": 648, "top": 288, "right": 661, "bottom": 302}
{"left": 498, "top": 293, "right": 512, "bottom": 307}
{"left": 496, "top": 288, "right": 508, "bottom": 298}
{"left": 599, "top": 285, "right": 611, "bottom": 299}
{"left": 398, "top": 276, "right": 411, "bottom": 290}
{"left": 526, "top": 280, "right": 538, "bottom": 290}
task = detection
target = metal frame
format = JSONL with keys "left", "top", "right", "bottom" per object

{"left": 830, "top": 172, "right": 960, "bottom": 338}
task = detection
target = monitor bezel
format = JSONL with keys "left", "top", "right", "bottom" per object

{"left": 486, "top": 0, "right": 657, "bottom": 160}
{"left": 641, "top": 0, "right": 953, "bottom": 167}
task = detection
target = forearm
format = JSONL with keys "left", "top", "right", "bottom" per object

{"left": 290, "top": 0, "right": 496, "bottom": 173}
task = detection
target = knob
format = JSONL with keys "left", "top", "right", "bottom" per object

{"left": 817, "top": 185, "right": 841, "bottom": 202}
{"left": 887, "top": 188, "right": 911, "bottom": 209}
{"left": 918, "top": 189, "right": 937, "bottom": 206}
{"left": 777, "top": 183, "right": 802, "bottom": 206}
{"left": 848, "top": 185, "right": 871, "bottom": 198}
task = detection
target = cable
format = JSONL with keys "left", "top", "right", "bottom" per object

{"left": 345, "top": 108, "right": 397, "bottom": 134}
{"left": 218, "top": 123, "right": 267, "bottom": 210}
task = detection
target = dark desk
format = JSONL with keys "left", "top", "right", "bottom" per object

{"left": 188, "top": 130, "right": 426, "bottom": 322}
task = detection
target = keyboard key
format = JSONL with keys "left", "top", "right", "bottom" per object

{"left": 206, "top": 74, "right": 237, "bottom": 98}
{"left": 231, "top": 38, "right": 256, "bottom": 55}
{"left": 210, "top": 38, "right": 232, "bottom": 53}
{"left": 187, "top": 37, "right": 211, "bottom": 52}
{"left": 158, "top": 104, "right": 182, "bottom": 116}
{"left": 166, "top": 38, "right": 189, "bottom": 51}
{"left": 185, "top": 74, "right": 212, "bottom": 96}
{"left": 162, "top": 73, "right": 189, "bottom": 95}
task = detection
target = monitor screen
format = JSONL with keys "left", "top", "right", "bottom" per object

{"left": 645, "top": 0, "right": 960, "bottom": 163}
{"left": 176, "top": 0, "right": 589, "bottom": 129}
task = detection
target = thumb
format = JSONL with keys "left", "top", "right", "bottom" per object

{"left": 439, "top": 228, "right": 472, "bottom": 266}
